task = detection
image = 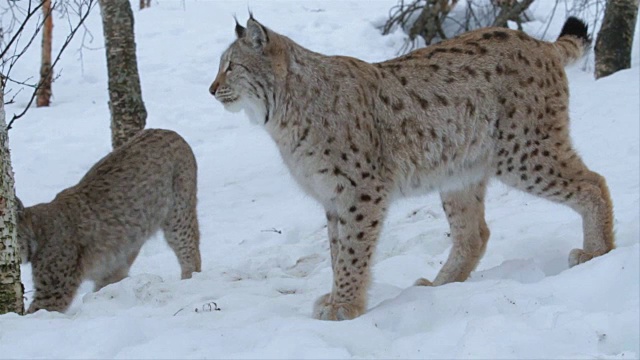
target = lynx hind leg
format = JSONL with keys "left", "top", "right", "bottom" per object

{"left": 163, "top": 157, "right": 201, "bottom": 279}
{"left": 28, "top": 246, "right": 83, "bottom": 314}
{"left": 565, "top": 170, "right": 615, "bottom": 266}
{"left": 163, "top": 201, "right": 201, "bottom": 279}
{"left": 313, "top": 188, "right": 389, "bottom": 321}
{"left": 495, "top": 132, "right": 614, "bottom": 267}
{"left": 416, "top": 179, "right": 490, "bottom": 287}
{"left": 163, "top": 212, "right": 201, "bottom": 279}
{"left": 94, "top": 249, "right": 140, "bottom": 291}
{"left": 94, "top": 267, "right": 128, "bottom": 292}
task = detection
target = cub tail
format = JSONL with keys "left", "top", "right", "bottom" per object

{"left": 555, "top": 16, "right": 592, "bottom": 66}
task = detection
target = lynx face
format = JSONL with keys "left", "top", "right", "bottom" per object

{"left": 209, "top": 23, "right": 275, "bottom": 125}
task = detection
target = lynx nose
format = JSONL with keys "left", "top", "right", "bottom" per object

{"left": 209, "top": 81, "right": 219, "bottom": 96}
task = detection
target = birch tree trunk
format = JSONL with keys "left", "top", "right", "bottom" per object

{"left": 36, "top": 0, "right": 53, "bottom": 107}
{"left": 0, "top": 87, "right": 25, "bottom": 315}
{"left": 594, "top": 0, "right": 639, "bottom": 79}
{"left": 99, "top": 0, "right": 147, "bottom": 149}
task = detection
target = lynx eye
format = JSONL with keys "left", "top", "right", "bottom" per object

{"left": 225, "top": 62, "right": 234, "bottom": 73}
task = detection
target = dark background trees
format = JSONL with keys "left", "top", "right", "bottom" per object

{"left": 594, "top": 0, "right": 639, "bottom": 79}
{"left": 381, "top": 0, "right": 639, "bottom": 81}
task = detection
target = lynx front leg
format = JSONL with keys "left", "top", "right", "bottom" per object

{"left": 416, "top": 179, "right": 490, "bottom": 287}
{"left": 314, "top": 191, "right": 388, "bottom": 321}
{"left": 28, "top": 246, "right": 83, "bottom": 314}
{"left": 326, "top": 211, "right": 340, "bottom": 271}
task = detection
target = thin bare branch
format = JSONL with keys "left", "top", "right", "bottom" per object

{"left": 6, "top": 0, "right": 97, "bottom": 130}
{"left": 492, "top": 0, "right": 535, "bottom": 28}
{"left": 0, "top": 1, "right": 45, "bottom": 60}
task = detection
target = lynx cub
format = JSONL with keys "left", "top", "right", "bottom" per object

{"left": 210, "top": 17, "right": 614, "bottom": 320}
{"left": 17, "top": 129, "right": 201, "bottom": 313}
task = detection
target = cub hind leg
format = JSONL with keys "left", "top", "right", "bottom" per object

{"left": 162, "top": 158, "right": 201, "bottom": 279}
{"left": 495, "top": 130, "right": 614, "bottom": 267}
{"left": 163, "top": 208, "right": 201, "bottom": 279}
{"left": 415, "top": 178, "right": 490, "bottom": 286}
{"left": 94, "top": 249, "right": 141, "bottom": 291}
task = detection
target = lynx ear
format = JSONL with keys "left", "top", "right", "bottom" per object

{"left": 246, "top": 16, "right": 268, "bottom": 50}
{"left": 234, "top": 17, "right": 246, "bottom": 38}
{"left": 15, "top": 197, "right": 24, "bottom": 215}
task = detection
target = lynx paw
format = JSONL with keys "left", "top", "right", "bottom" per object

{"left": 568, "top": 248, "right": 596, "bottom": 267}
{"left": 27, "top": 300, "right": 65, "bottom": 314}
{"left": 26, "top": 304, "right": 40, "bottom": 314}
{"left": 312, "top": 293, "right": 364, "bottom": 321}
{"left": 413, "top": 278, "right": 434, "bottom": 286}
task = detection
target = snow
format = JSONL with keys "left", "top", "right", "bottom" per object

{"left": 1, "top": 0, "right": 638, "bottom": 358}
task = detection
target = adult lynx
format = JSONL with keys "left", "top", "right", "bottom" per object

{"left": 209, "top": 17, "right": 613, "bottom": 320}
{"left": 17, "top": 129, "right": 201, "bottom": 313}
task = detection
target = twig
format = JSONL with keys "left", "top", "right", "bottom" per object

{"left": 0, "top": 1, "right": 45, "bottom": 60}
{"left": 382, "top": 0, "right": 460, "bottom": 51}
{"left": 3, "top": 6, "right": 50, "bottom": 82}
{"left": 173, "top": 307, "right": 184, "bottom": 316}
{"left": 173, "top": 301, "right": 221, "bottom": 316}
{"left": 261, "top": 228, "right": 282, "bottom": 234}
{"left": 4, "top": 87, "right": 24, "bottom": 105}
{"left": 6, "top": 0, "right": 97, "bottom": 130}
{"left": 541, "top": 0, "right": 560, "bottom": 39}
{"left": 4, "top": 75, "right": 37, "bottom": 87}
{"left": 492, "top": 0, "right": 535, "bottom": 28}
{"left": 195, "top": 302, "right": 221, "bottom": 313}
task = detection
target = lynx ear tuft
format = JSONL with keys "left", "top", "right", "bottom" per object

{"left": 234, "top": 16, "right": 245, "bottom": 38}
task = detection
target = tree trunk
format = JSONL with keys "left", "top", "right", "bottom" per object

{"left": 594, "top": 0, "right": 639, "bottom": 79}
{"left": 140, "top": 0, "right": 151, "bottom": 10}
{"left": 36, "top": 0, "right": 53, "bottom": 107}
{"left": 99, "top": 0, "right": 147, "bottom": 149}
{"left": 0, "top": 86, "right": 25, "bottom": 315}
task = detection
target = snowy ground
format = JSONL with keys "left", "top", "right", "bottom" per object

{"left": 1, "top": 0, "right": 638, "bottom": 358}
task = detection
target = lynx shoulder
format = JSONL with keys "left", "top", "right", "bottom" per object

{"left": 17, "top": 129, "right": 201, "bottom": 313}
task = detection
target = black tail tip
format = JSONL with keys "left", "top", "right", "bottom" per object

{"left": 559, "top": 16, "right": 592, "bottom": 44}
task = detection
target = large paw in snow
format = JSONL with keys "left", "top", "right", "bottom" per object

{"left": 312, "top": 293, "right": 364, "bottom": 321}
{"left": 568, "top": 248, "right": 597, "bottom": 267}
{"left": 413, "top": 277, "right": 434, "bottom": 286}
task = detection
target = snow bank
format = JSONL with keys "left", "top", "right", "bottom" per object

{"left": 1, "top": 1, "right": 637, "bottom": 358}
